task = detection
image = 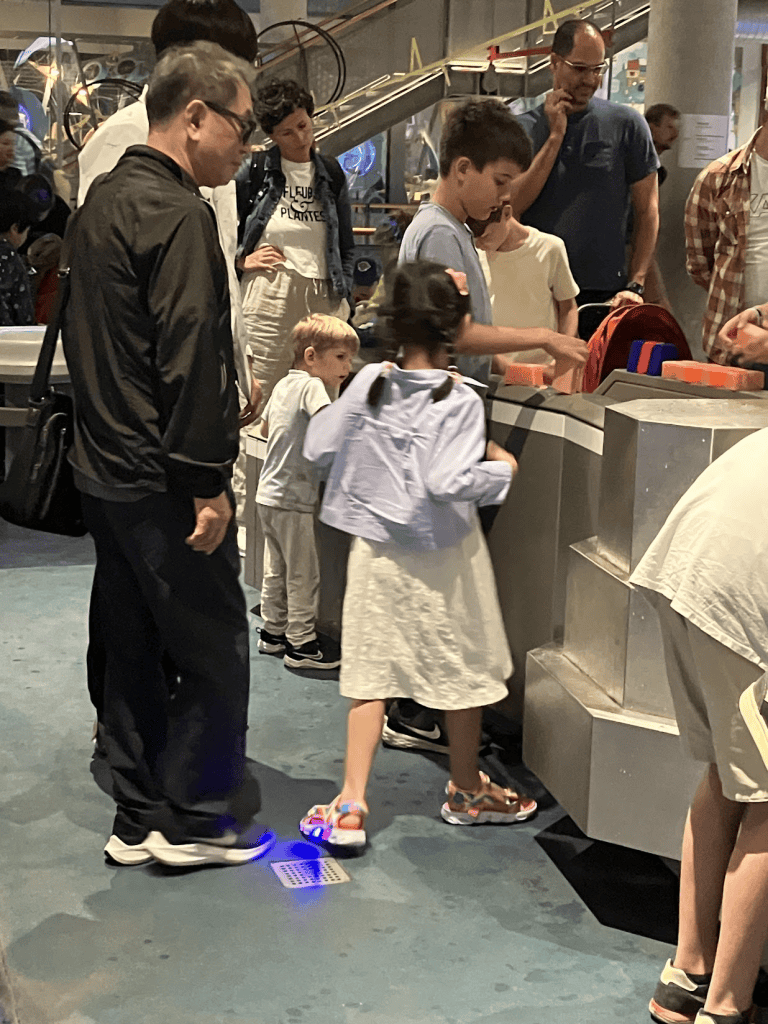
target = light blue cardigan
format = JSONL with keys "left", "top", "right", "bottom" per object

{"left": 303, "top": 362, "right": 512, "bottom": 552}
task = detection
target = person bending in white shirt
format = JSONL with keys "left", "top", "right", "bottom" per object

{"left": 77, "top": 0, "right": 260, "bottom": 426}
{"left": 470, "top": 201, "right": 579, "bottom": 368}
{"left": 256, "top": 314, "right": 359, "bottom": 671}
{"left": 298, "top": 261, "right": 538, "bottom": 849}
{"left": 631, "top": 429, "right": 768, "bottom": 1024}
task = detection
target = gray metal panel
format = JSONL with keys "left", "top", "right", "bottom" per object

{"left": 597, "top": 369, "right": 768, "bottom": 402}
{"left": 711, "top": 427, "right": 762, "bottom": 461}
{"left": 596, "top": 404, "right": 637, "bottom": 573}
{"left": 485, "top": 420, "right": 565, "bottom": 721}
{"left": 563, "top": 539, "right": 675, "bottom": 716}
{"left": 625, "top": 584, "right": 675, "bottom": 718}
{"left": 630, "top": 418, "right": 712, "bottom": 572}
{"left": 555, "top": 437, "right": 603, "bottom": 638}
{"left": 522, "top": 646, "right": 594, "bottom": 832}
{"left": 597, "top": 399, "right": 768, "bottom": 574}
{"left": 588, "top": 712, "right": 698, "bottom": 857}
{"left": 524, "top": 645, "right": 700, "bottom": 860}
{"left": 563, "top": 540, "right": 627, "bottom": 706}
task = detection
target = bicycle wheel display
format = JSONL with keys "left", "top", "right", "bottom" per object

{"left": 64, "top": 78, "right": 143, "bottom": 151}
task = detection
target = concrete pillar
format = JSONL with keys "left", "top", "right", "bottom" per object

{"left": 644, "top": 0, "right": 738, "bottom": 358}
{"left": 736, "top": 39, "right": 763, "bottom": 148}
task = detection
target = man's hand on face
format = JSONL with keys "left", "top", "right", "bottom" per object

{"left": 610, "top": 290, "right": 645, "bottom": 309}
{"left": 186, "top": 492, "right": 232, "bottom": 555}
{"left": 544, "top": 88, "right": 574, "bottom": 138}
{"left": 239, "top": 376, "right": 263, "bottom": 429}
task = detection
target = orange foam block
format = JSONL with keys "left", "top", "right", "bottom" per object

{"left": 661, "top": 360, "right": 764, "bottom": 390}
{"left": 661, "top": 360, "right": 707, "bottom": 384}
{"left": 547, "top": 358, "right": 585, "bottom": 395}
{"left": 504, "top": 363, "right": 547, "bottom": 388}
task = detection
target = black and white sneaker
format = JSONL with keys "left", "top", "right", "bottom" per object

{"left": 381, "top": 699, "right": 450, "bottom": 753}
{"left": 258, "top": 628, "right": 287, "bottom": 654}
{"left": 284, "top": 638, "right": 341, "bottom": 670}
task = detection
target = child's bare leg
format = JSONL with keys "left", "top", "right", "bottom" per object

{"left": 338, "top": 699, "right": 385, "bottom": 815}
{"left": 675, "top": 764, "right": 744, "bottom": 977}
{"left": 444, "top": 706, "right": 483, "bottom": 792}
{"left": 705, "top": 799, "right": 768, "bottom": 1015}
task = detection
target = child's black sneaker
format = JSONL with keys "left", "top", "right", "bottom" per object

{"left": 382, "top": 699, "right": 449, "bottom": 753}
{"left": 284, "top": 638, "right": 340, "bottom": 670}
{"left": 258, "top": 628, "right": 287, "bottom": 654}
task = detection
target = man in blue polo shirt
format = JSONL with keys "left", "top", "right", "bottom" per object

{"left": 513, "top": 18, "right": 659, "bottom": 308}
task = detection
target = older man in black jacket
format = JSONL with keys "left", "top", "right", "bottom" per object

{"left": 63, "top": 41, "right": 273, "bottom": 867}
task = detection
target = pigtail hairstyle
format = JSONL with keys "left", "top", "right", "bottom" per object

{"left": 367, "top": 260, "right": 471, "bottom": 407}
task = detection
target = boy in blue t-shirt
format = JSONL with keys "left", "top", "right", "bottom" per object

{"left": 391, "top": 99, "right": 588, "bottom": 754}
{"left": 399, "top": 98, "right": 586, "bottom": 384}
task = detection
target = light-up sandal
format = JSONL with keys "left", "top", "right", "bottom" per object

{"left": 299, "top": 796, "right": 368, "bottom": 847}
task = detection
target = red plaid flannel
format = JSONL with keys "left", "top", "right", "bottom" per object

{"left": 684, "top": 128, "right": 761, "bottom": 362}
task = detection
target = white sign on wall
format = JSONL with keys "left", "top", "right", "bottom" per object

{"left": 678, "top": 113, "right": 730, "bottom": 168}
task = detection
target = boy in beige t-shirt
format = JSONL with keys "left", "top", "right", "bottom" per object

{"left": 470, "top": 203, "right": 579, "bottom": 365}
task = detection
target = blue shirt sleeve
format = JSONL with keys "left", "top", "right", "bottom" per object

{"left": 403, "top": 223, "right": 469, "bottom": 273}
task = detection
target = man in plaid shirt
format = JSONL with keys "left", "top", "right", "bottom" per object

{"left": 685, "top": 122, "right": 768, "bottom": 363}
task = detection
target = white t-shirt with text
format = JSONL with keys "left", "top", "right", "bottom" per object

{"left": 257, "top": 369, "right": 331, "bottom": 513}
{"left": 260, "top": 158, "right": 328, "bottom": 280}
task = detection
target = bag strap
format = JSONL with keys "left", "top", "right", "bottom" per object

{"left": 28, "top": 269, "right": 70, "bottom": 404}
{"left": 28, "top": 208, "right": 81, "bottom": 404}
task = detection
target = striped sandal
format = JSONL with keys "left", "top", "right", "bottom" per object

{"left": 441, "top": 771, "right": 537, "bottom": 826}
{"left": 299, "top": 796, "right": 368, "bottom": 847}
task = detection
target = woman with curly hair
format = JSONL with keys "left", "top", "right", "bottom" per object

{"left": 236, "top": 78, "right": 354, "bottom": 402}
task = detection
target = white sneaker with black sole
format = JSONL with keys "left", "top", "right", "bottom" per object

{"left": 284, "top": 638, "right": 341, "bottom": 670}
{"left": 145, "top": 825, "right": 276, "bottom": 867}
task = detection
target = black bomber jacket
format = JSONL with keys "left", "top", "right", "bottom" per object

{"left": 62, "top": 146, "right": 240, "bottom": 502}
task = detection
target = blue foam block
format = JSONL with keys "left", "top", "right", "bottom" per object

{"left": 626, "top": 339, "right": 647, "bottom": 373}
{"left": 646, "top": 343, "right": 679, "bottom": 376}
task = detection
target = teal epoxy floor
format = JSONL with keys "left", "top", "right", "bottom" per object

{"left": 0, "top": 521, "right": 675, "bottom": 1024}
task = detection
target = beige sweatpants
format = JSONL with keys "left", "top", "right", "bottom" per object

{"left": 241, "top": 266, "right": 349, "bottom": 406}
{"left": 235, "top": 269, "right": 346, "bottom": 531}
{"left": 257, "top": 503, "right": 319, "bottom": 647}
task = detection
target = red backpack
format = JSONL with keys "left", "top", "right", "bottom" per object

{"left": 582, "top": 304, "right": 691, "bottom": 393}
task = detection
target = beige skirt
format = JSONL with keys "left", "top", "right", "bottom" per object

{"left": 339, "top": 520, "right": 512, "bottom": 710}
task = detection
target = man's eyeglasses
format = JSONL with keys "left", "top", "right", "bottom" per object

{"left": 203, "top": 99, "right": 259, "bottom": 144}
{"left": 558, "top": 57, "right": 609, "bottom": 77}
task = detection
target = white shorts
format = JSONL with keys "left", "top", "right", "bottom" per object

{"left": 645, "top": 590, "right": 768, "bottom": 802}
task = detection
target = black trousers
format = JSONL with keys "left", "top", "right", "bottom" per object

{"left": 81, "top": 491, "right": 257, "bottom": 841}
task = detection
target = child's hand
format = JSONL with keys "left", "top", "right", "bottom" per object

{"left": 486, "top": 440, "right": 518, "bottom": 475}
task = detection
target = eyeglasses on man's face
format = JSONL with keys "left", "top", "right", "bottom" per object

{"left": 558, "top": 57, "right": 609, "bottom": 77}
{"left": 203, "top": 99, "right": 258, "bottom": 144}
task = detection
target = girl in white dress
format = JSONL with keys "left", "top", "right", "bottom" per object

{"left": 298, "top": 260, "right": 537, "bottom": 847}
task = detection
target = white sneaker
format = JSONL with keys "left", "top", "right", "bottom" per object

{"left": 145, "top": 826, "right": 276, "bottom": 867}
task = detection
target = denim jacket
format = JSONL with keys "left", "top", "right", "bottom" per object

{"left": 237, "top": 146, "right": 355, "bottom": 304}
